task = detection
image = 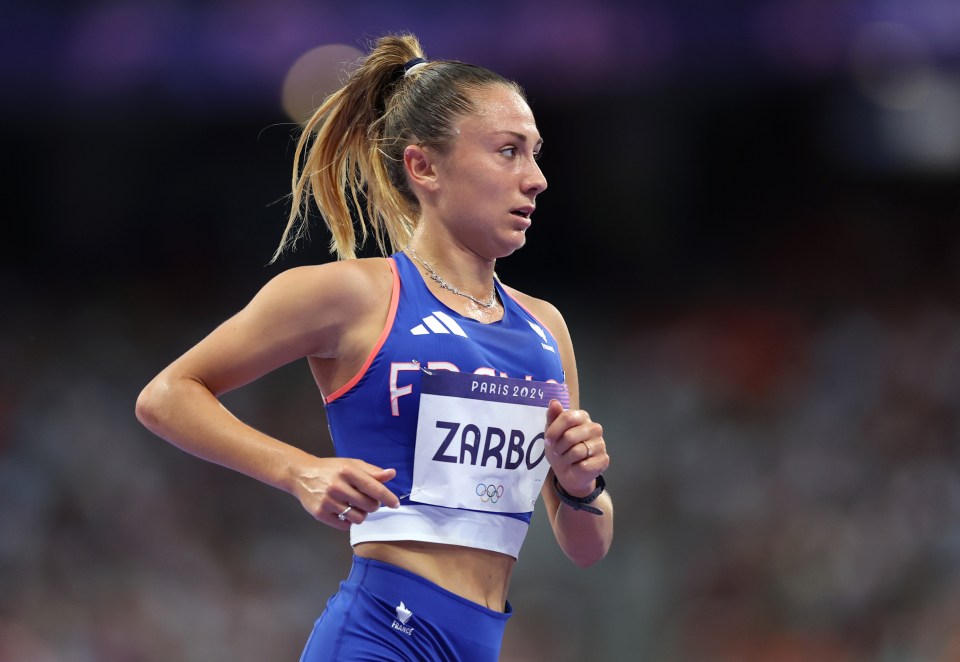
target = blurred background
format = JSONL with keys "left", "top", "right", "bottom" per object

{"left": 3, "top": 1, "right": 960, "bottom": 660}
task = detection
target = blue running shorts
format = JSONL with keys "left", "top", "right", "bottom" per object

{"left": 300, "top": 556, "right": 513, "bottom": 662}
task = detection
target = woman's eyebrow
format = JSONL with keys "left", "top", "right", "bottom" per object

{"left": 492, "top": 130, "right": 544, "bottom": 149}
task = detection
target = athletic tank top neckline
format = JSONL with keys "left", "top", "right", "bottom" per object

{"left": 395, "top": 251, "right": 510, "bottom": 327}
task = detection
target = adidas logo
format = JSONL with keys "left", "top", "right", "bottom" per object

{"left": 391, "top": 601, "right": 415, "bottom": 635}
{"left": 410, "top": 311, "right": 468, "bottom": 338}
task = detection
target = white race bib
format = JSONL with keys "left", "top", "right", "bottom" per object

{"left": 411, "top": 370, "right": 569, "bottom": 513}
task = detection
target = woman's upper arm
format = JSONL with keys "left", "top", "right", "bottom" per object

{"left": 157, "top": 259, "right": 391, "bottom": 396}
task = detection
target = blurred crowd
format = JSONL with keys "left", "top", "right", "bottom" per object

{"left": 594, "top": 300, "right": 960, "bottom": 660}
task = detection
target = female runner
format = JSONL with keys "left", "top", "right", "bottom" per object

{"left": 136, "top": 33, "right": 613, "bottom": 661}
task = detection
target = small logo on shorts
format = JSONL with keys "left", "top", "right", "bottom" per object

{"left": 391, "top": 601, "right": 415, "bottom": 635}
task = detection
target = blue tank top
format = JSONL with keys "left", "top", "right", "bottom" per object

{"left": 325, "top": 251, "right": 565, "bottom": 558}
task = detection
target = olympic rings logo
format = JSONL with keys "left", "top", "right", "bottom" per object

{"left": 476, "top": 483, "right": 505, "bottom": 503}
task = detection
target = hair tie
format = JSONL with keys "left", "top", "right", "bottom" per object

{"left": 403, "top": 57, "right": 428, "bottom": 77}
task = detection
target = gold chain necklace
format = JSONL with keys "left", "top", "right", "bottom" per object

{"left": 405, "top": 247, "right": 498, "bottom": 309}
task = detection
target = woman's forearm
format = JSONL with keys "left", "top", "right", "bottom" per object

{"left": 546, "top": 487, "right": 614, "bottom": 567}
{"left": 135, "top": 374, "right": 310, "bottom": 495}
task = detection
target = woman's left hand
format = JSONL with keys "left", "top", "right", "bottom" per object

{"left": 543, "top": 400, "right": 610, "bottom": 497}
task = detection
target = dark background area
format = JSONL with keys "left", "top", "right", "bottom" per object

{"left": 3, "top": 1, "right": 960, "bottom": 660}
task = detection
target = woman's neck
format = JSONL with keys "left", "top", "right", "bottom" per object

{"left": 404, "top": 237, "right": 502, "bottom": 323}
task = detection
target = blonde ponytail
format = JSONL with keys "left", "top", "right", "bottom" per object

{"left": 274, "top": 33, "right": 522, "bottom": 261}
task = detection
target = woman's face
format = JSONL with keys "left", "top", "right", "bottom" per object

{"left": 430, "top": 84, "right": 548, "bottom": 259}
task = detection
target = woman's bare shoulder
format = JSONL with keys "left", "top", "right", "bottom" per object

{"left": 263, "top": 257, "right": 394, "bottom": 309}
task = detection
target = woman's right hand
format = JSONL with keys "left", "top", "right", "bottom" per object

{"left": 290, "top": 457, "right": 401, "bottom": 531}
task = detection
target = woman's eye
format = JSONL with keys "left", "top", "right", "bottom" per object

{"left": 501, "top": 147, "right": 517, "bottom": 158}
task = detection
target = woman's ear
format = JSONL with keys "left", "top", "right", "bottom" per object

{"left": 404, "top": 144, "right": 440, "bottom": 193}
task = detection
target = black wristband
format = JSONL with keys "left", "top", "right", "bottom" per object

{"left": 553, "top": 474, "right": 606, "bottom": 515}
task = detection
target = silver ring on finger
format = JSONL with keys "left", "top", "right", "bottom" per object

{"left": 337, "top": 505, "right": 353, "bottom": 521}
{"left": 582, "top": 440, "right": 592, "bottom": 458}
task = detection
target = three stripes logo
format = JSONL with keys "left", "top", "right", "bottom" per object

{"left": 410, "top": 311, "right": 468, "bottom": 338}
